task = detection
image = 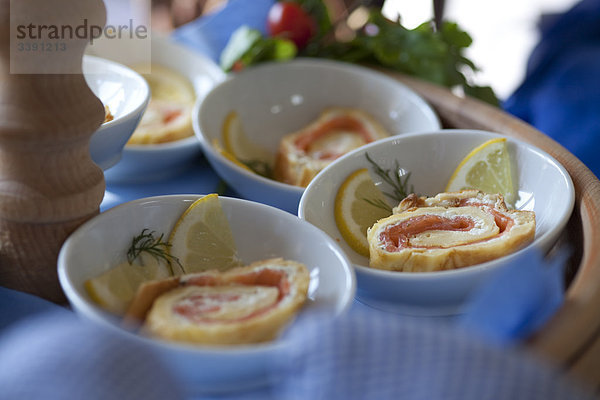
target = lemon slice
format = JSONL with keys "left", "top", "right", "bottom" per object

{"left": 334, "top": 168, "right": 392, "bottom": 257}
{"left": 446, "top": 137, "right": 516, "bottom": 206}
{"left": 168, "top": 194, "right": 242, "bottom": 273}
{"left": 211, "top": 138, "right": 253, "bottom": 172}
{"left": 222, "top": 111, "right": 273, "bottom": 164}
{"left": 85, "top": 254, "right": 171, "bottom": 315}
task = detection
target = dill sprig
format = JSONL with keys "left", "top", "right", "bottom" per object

{"left": 127, "top": 229, "right": 184, "bottom": 276}
{"left": 362, "top": 197, "right": 393, "bottom": 213}
{"left": 365, "top": 152, "right": 414, "bottom": 205}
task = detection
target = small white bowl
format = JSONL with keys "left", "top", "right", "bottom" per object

{"left": 58, "top": 194, "right": 355, "bottom": 394}
{"left": 194, "top": 58, "right": 441, "bottom": 214}
{"left": 299, "top": 129, "right": 575, "bottom": 316}
{"left": 89, "top": 35, "right": 226, "bottom": 183}
{"left": 84, "top": 55, "right": 150, "bottom": 170}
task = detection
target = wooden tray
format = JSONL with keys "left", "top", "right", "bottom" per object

{"left": 388, "top": 72, "right": 600, "bottom": 391}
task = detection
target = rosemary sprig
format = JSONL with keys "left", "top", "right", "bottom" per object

{"left": 127, "top": 229, "right": 184, "bottom": 276}
{"left": 365, "top": 152, "right": 414, "bottom": 204}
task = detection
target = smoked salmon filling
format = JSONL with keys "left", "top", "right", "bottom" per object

{"left": 274, "top": 107, "right": 390, "bottom": 187}
{"left": 128, "top": 100, "right": 194, "bottom": 144}
{"left": 367, "top": 190, "right": 536, "bottom": 272}
{"left": 127, "top": 258, "right": 310, "bottom": 345}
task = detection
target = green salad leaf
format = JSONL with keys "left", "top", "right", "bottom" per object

{"left": 220, "top": 25, "right": 297, "bottom": 71}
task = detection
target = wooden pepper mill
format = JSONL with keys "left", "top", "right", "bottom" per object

{"left": 0, "top": 0, "right": 107, "bottom": 302}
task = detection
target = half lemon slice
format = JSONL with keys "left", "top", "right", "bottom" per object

{"left": 84, "top": 254, "right": 171, "bottom": 315}
{"left": 222, "top": 111, "right": 273, "bottom": 165}
{"left": 446, "top": 137, "right": 516, "bottom": 206}
{"left": 212, "top": 138, "right": 253, "bottom": 172}
{"left": 334, "top": 168, "right": 392, "bottom": 257}
{"left": 168, "top": 194, "right": 242, "bottom": 273}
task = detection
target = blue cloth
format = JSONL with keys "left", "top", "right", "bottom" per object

{"left": 0, "top": 311, "right": 186, "bottom": 400}
{"left": 0, "top": 287, "right": 69, "bottom": 330}
{"left": 101, "top": 156, "right": 237, "bottom": 211}
{"left": 171, "top": 0, "right": 274, "bottom": 63}
{"left": 0, "top": 307, "right": 595, "bottom": 400}
{"left": 503, "top": 0, "right": 600, "bottom": 178}
{"left": 459, "top": 249, "right": 567, "bottom": 344}
{"left": 269, "top": 307, "right": 595, "bottom": 400}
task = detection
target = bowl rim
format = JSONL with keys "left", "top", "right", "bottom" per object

{"left": 58, "top": 194, "right": 356, "bottom": 354}
{"left": 192, "top": 57, "right": 442, "bottom": 196}
{"left": 84, "top": 54, "right": 151, "bottom": 130}
{"left": 119, "top": 135, "right": 201, "bottom": 153}
{"left": 299, "top": 128, "right": 576, "bottom": 280}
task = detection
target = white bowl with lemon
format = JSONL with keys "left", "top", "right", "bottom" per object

{"left": 299, "top": 129, "right": 575, "bottom": 316}
{"left": 87, "top": 35, "right": 226, "bottom": 183}
{"left": 194, "top": 58, "right": 441, "bottom": 214}
{"left": 58, "top": 194, "right": 355, "bottom": 394}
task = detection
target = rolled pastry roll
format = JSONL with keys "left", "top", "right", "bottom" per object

{"left": 128, "top": 100, "right": 194, "bottom": 144}
{"left": 128, "top": 65, "right": 196, "bottom": 144}
{"left": 367, "top": 191, "right": 535, "bottom": 272}
{"left": 274, "top": 107, "right": 390, "bottom": 187}
{"left": 394, "top": 190, "right": 509, "bottom": 213}
{"left": 143, "top": 258, "right": 310, "bottom": 345}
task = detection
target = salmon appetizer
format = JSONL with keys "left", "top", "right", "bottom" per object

{"left": 126, "top": 258, "right": 310, "bottom": 345}
{"left": 367, "top": 190, "right": 536, "bottom": 272}
{"left": 128, "top": 64, "right": 196, "bottom": 144}
{"left": 274, "top": 107, "right": 390, "bottom": 187}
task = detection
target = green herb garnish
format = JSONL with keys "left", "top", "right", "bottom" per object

{"left": 242, "top": 159, "right": 274, "bottom": 179}
{"left": 365, "top": 152, "right": 414, "bottom": 206}
{"left": 220, "top": 25, "right": 297, "bottom": 72}
{"left": 127, "top": 229, "right": 184, "bottom": 276}
{"left": 362, "top": 196, "right": 393, "bottom": 213}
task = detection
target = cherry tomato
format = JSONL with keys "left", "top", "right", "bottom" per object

{"left": 232, "top": 60, "right": 245, "bottom": 72}
{"left": 267, "top": 1, "right": 316, "bottom": 49}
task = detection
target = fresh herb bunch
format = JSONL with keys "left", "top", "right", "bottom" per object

{"left": 127, "top": 229, "right": 184, "bottom": 276}
{"left": 220, "top": 0, "right": 499, "bottom": 106}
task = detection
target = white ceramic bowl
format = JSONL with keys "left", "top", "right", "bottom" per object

{"left": 88, "top": 35, "right": 226, "bottom": 183}
{"left": 194, "top": 58, "right": 441, "bottom": 214}
{"left": 58, "top": 194, "right": 355, "bottom": 394}
{"left": 299, "top": 129, "right": 575, "bottom": 316}
{"left": 84, "top": 55, "right": 150, "bottom": 170}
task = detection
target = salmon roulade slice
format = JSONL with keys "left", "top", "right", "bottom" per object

{"left": 274, "top": 107, "right": 390, "bottom": 187}
{"left": 367, "top": 190, "right": 536, "bottom": 272}
{"left": 127, "top": 64, "right": 196, "bottom": 144}
{"left": 137, "top": 258, "right": 310, "bottom": 345}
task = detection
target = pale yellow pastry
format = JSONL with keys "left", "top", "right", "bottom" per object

{"left": 394, "top": 190, "right": 509, "bottom": 213}
{"left": 274, "top": 107, "right": 390, "bottom": 187}
{"left": 143, "top": 258, "right": 310, "bottom": 345}
{"left": 367, "top": 190, "right": 536, "bottom": 272}
{"left": 127, "top": 64, "right": 196, "bottom": 144}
